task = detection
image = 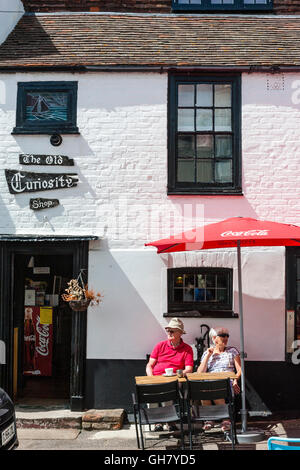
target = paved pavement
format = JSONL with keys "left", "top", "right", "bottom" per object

{"left": 15, "top": 418, "right": 300, "bottom": 451}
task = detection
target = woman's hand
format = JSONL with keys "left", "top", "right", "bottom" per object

{"left": 207, "top": 347, "right": 214, "bottom": 357}
{"left": 232, "top": 379, "right": 240, "bottom": 394}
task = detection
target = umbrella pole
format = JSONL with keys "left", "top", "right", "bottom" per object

{"left": 235, "top": 241, "right": 266, "bottom": 444}
{"left": 237, "top": 241, "right": 247, "bottom": 432}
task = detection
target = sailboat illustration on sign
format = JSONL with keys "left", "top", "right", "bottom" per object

{"left": 31, "top": 95, "right": 49, "bottom": 114}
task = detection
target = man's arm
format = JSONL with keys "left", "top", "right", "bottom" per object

{"left": 146, "top": 357, "right": 157, "bottom": 376}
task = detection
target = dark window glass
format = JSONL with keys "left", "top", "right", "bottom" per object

{"left": 168, "top": 74, "right": 241, "bottom": 194}
{"left": 172, "top": 0, "right": 272, "bottom": 11}
{"left": 168, "top": 268, "right": 233, "bottom": 317}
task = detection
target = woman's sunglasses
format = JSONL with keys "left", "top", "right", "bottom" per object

{"left": 218, "top": 333, "right": 229, "bottom": 338}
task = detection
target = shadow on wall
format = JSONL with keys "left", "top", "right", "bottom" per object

{"left": 0, "top": 192, "right": 16, "bottom": 233}
{"left": 85, "top": 247, "right": 167, "bottom": 410}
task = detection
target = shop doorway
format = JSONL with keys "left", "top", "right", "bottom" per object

{"left": 13, "top": 253, "right": 73, "bottom": 404}
{"left": 0, "top": 238, "right": 91, "bottom": 411}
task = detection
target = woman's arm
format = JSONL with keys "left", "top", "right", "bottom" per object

{"left": 232, "top": 354, "right": 242, "bottom": 394}
{"left": 146, "top": 357, "right": 156, "bottom": 376}
{"left": 197, "top": 347, "right": 214, "bottom": 373}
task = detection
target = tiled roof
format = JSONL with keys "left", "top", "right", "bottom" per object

{"left": 1, "top": 13, "right": 300, "bottom": 68}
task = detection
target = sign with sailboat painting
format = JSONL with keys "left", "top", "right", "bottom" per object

{"left": 13, "top": 82, "right": 78, "bottom": 134}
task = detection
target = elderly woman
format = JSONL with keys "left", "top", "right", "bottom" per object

{"left": 146, "top": 318, "right": 194, "bottom": 432}
{"left": 197, "top": 326, "right": 241, "bottom": 432}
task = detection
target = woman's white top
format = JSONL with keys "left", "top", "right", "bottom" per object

{"left": 201, "top": 346, "right": 239, "bottom": 373}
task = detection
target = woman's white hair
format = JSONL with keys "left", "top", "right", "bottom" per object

{"left": 209, "top": 327, "right": 229, "bottom": 345}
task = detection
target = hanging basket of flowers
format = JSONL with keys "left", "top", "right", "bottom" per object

{"left": 62, "top": 271, "right": 102, "bottom": 312}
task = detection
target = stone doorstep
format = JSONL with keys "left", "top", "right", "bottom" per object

{"left": 82, "top": 409, "right": 125, "bottom": 431}
{"left": 16, "top": 409, "right": 125, "bottom": 431}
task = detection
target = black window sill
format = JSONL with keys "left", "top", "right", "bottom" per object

{"left": 12, "top": 128, "right": 80, "bottom": 135}
{"left": 164, "top": 310, "right": 238, "bottom": 319}
{"left": 167, "top": 191, "right": 243, "bottom": 196}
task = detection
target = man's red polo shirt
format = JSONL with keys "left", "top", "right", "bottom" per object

{"left": 150, "top": 340, "right": 194, "bottom": 376}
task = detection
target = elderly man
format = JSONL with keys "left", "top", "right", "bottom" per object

{"left": 146, "top": 318, "right": 194, "bottom": 432}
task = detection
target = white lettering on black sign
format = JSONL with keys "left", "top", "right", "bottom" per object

{"left": 5, "top": 169, "right": 78, "bottom": 194}
{"left": 30, "top": 198, "right": 59, "bottom": 211}
{"left": 19, "top": 154, "right": 74, "bottom": 166}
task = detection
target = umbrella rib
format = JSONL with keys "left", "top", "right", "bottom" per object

{"left": 158, "top": 243, "right": 181, "bottom": 253}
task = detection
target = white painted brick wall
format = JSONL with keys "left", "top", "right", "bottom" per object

{"left": 0, "top": 72, "right": 299, "bottom": 248}
{"left": 0, "top": 71, "right": 298, "bottom": 361}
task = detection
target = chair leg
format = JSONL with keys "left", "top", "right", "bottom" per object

{"left": 187, "top": 405, "right": 193, "bottom": 450}
{"left": 138, "top": 410, "right": 145, "bottom": 451}
{"left": 133, "top": 408, "right": 140, "bottom": 449}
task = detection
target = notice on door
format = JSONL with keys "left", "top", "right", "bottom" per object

{"left": 40, "top": 307, "right": 53, "bottom": 325}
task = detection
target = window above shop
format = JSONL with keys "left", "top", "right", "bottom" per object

{"left": 12, "top": 82, "right": 79, "bottom": 135}
{"left": 168, "top": 74, "right": 242, "bottom": 195}
{"left": 172, "top": 0, "right": 273, "bottom": 12}
{"left": 166, "top": 267, "right": 236, "bottom": 318}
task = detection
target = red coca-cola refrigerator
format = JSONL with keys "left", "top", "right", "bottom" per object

{"left": 23, "top": 306, "right": 53, "bottom": 376}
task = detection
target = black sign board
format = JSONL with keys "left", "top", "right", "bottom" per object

{"left": 5, "top": 169, "right": 78, "bottom": 195}
{"left": 19, "top": 154, "right": 74, "bottom": 166}
{"left": 30, "top": 198, "right": 59, "bottom": 211}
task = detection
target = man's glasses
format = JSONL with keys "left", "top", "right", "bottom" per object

{"left": 166, "top": 329, "right": 176, "bottom": 334}
{"left": 218, "top": 333, "right": 229, "bottom": 338}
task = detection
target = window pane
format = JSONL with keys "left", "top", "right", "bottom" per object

{"left": 215, "top": 135, "right": 232, "bottom": 158}
{"left": 178, "top": 84, "right": 194, "bottom": 106}
{"left": 184, "top": 288, "right": 194, "bottom": 301}
{"left": 244, "top": 0, "right": 267, "bottom": 3}
{"left": 215, "top": 108, "right": 231, "bottom": 131}
{"left": 197, "top": 160, "right": 214, "bottom": 183}
{"left": 217, "top": 273, "right": 228, "bottom": 288}
{"left": 177, "top": 160, "right": 195, "bottom": 182}
{"left": 215, "top": 85, "right": 231, "bottom": 107}
{"left": 206, "top": 274, "right": 216, "bottom": 287}
{"left": 215, "top": 160, "right": 232, "bottom": 183}
{"left": 196, "top": 84, "right": 213, "bottom": 107}
{"left": 178, "top": 109, "right": 194, "bottom": 131}
{"left": 216, "top": 289, "right": 228, "bottom": 303}
{"left": 178, "top": 135, "right": 195, "bottom": 158}
{"left": 173, "top": 289, "right": 183, "bottom": 302}
{"left": 174, "top": 275, "right": 184, "bottom": 287}
{"left": 184, "top": 274, "right": 195, "bottom": 286}
{"left": 197, "top": 135, "right": 213, "bottom": 158}
{"left": 206, "top": 289, "right": 216, "bottom": 301}
{"left": 25, "top": 92, "right": 68, "bottom": 122}
{"left": 197, "top": 274, "right": 206, "bottom": 288}
{"left": 196, "top": 109, "right": 213, "bottom": 131}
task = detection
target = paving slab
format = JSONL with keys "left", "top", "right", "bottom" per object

{"left": 17, "top": 428, "right": 81, "bottom": 440}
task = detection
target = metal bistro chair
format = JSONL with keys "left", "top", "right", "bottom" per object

{"left": 186, "top": 377, "right": 236, "bottom": 450}
{"left": 132, "top": 380, "right": 184, "bottom": 450}
{"left": 268, "top": 437, "right": 300, "bottom": 450}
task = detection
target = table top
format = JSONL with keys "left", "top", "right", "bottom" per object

{"left": 135, "top": 371, "right": 238, "bottom": 385}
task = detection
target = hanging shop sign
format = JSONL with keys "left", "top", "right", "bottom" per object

{"left": 19, "top": 154, "right": 74, "bottom": 166}
{"left": 30, "top": 198, "right": 59, "bottom": 211}
{"left": 5, "top": 169, "right": 78, "bottom": 194}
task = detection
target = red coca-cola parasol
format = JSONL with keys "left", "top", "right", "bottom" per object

{"left": 145, "top": 216, "right": 300, "bottom": 253}
{"left": 146, "top": 217, "right": 300, "bottom": 441}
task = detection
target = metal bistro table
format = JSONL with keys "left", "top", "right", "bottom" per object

{"left": 135, "top": 371, "right": 238, "bottom": 385}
